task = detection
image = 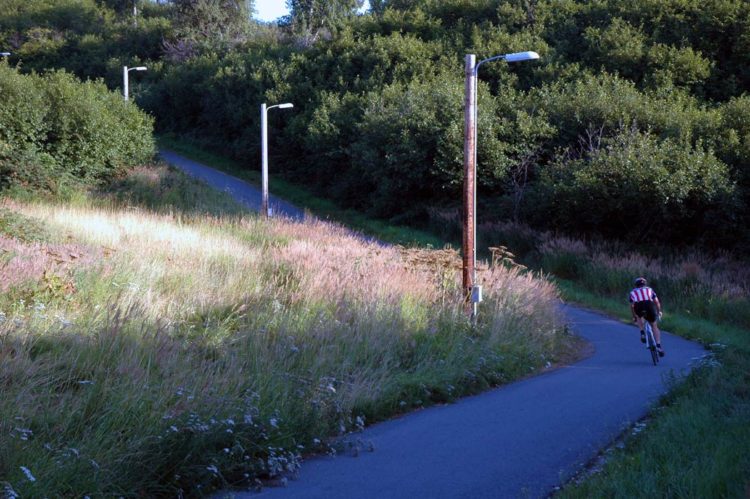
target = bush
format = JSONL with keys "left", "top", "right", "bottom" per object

{"left": 0, "top": 64, "right": 154, "bottom": 193}
{"left": 533, "top": 126, "right": 736, "bottom": 244}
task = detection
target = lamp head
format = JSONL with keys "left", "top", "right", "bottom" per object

{"left": 134, "top": 66, "right": 147, "bottom": 71}
{"left": 504, "top": 51, "right": 540, "bottom": 63}
{"left": 278, "top": 103, "right": 294, "bottom": 109}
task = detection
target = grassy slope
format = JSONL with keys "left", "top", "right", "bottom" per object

{"left": 157, "top": 135, "right": 445, "bottom": 248}
{"left": 121, "top": 141, "right": 747, "bottom": 496}
{"left": 0, "top": 165, "right": 570, "bottom": 497}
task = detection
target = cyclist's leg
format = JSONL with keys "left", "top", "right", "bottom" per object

{"left": 646, "top": 302, "right": 663, "bottom": 349}
{"left": 644, "top": 301, "right": 664, "bottom": 355}
{"left": 638, "top": 317, "right": 647, "bottom": 342}
{"left": 634, "top": 303, "right": 647, "bottom": 342}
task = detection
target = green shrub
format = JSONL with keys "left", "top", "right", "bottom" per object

{"left": 0, "top": 65, "right": 154, "bottom": 193}
{"left": 534, "top": 126, "right": 736, "bottom": 244}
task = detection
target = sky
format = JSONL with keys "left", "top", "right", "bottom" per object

{"left": 254, "top": 0, "right": 289, "bottom": 22}
{"left": 254, "top": 1, "right": 370, "bottom": 23}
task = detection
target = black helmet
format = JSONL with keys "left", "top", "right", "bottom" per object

{"left": 634, "top": 277, "right": 647, "bottom": 287}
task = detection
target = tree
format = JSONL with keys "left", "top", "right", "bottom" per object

{"left": 169, "top": 0, "right": 254, "bottom": 55}
{"left": 286, "top": 0, "right": 363, "bottom": 46}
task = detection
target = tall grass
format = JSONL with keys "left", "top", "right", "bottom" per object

{"left": 0, "top": 168, "right": 568, "bottom": 496}
{"left": 478, "top": 221, "right": 750, "bottom": 331}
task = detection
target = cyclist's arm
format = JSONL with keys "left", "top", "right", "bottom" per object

{"left": 654, "top": 296, "right": 662, "bottom": 315}
{"left": 630, "top": 302, "right": 638, "bottom": 321}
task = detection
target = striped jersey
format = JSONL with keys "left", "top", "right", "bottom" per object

{"left": 629, "top": 286, "right": 657, "bottom": 303}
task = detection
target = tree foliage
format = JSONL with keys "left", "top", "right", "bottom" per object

{"left": 286, "top": 0, "right": 363, "bottom": 46}
{"left": 170, "top": 0, "right": 254, "bottom": 53}
{"left": 3, "top": 0, "right": 750, "bottom": 248}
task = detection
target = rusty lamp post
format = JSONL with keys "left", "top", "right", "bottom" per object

{"left": 463, "top": 51, "right": 539, "bottom": 322}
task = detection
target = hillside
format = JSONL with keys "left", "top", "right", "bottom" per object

{"left": 0, "top": 165, "right": 572, "bottom": 496}
{"left": 2, "top": 0, "right": 750, "bottom": 248}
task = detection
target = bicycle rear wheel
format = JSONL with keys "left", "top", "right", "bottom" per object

{"left": 645, "top": 323, "right": 659, "bottom": 366}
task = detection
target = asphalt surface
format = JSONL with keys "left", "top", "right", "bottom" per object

{"left": 159, "top": 149, "right": 708, "bottom": 499}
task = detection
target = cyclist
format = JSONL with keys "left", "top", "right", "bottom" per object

{"left": 629, "top": 277, "right": 664, "bottom": 357}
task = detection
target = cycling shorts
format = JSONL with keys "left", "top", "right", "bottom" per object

{"left": 634, "top": 301, "right": 658, "bottom": 323}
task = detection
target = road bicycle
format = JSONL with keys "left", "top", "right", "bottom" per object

{"left": 644, "top": 320, "right": 659, "bottom": 366}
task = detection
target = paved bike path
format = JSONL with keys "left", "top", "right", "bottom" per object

{"left": 159, "top": 149, "right": 707, "bottom": 498}
{"left": 242, "top": 307, "right": 705, "bottom": 499}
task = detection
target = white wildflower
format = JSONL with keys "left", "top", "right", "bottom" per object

{"left": 56, "top": 314, "right": 73, "bottom": 328}
{"left": 19, "top": 466, "right": 35, "bottom": 483}
{"left": 224, "top": 419, "right": 235, "bottom": 426}
{"left": 269, "top": 418, "right": 279, "bottom": 429}
{"left": 313, "top": 438, "right": 321, "bottom": 445}
{"left": 223, "top": 448, "right": 230, "bottom": 454}
{"left": 244, "top": 414, "right": 253, "bottom": 425}
{"left": 169, "top": 426, "right": 178, "bottom": 433}
{"left": 206, "top": 465, "right": 219, "bottom": 475}
{"left": 3, "top": 483, "right": 19, "bottom": 499}
{"left": 13, "top": 428, "right": 32, "bottom": 441}
{"left": 326, "top": 383, "right": 336, "bottom": 393}
{"left": 77, "top": 380, "right": 94, "bottom": 385}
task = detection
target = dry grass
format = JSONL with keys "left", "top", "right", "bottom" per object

{"left": 0, "top": 198, "right": 565, "bottom": 497}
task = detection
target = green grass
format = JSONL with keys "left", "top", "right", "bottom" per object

{"left": 101, "top": 163, "right": 248, "bottom": 217}
{"left": 157, "top": 134, "right": 445, "bottom": 248}
{"left": 0, "top": 207, "right": 52, "bottom": 243}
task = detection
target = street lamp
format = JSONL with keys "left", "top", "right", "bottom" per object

{"left": 261, "top": 102, "right": 294, "bottom": 218}
{"left": 462, "top": 51, "right": 539, "bottom": 321}
{"left": 123, "top": 65, "right": 147, "bottom": 101}
{"left": 0, "top": 52, "right": 10, "bottom": 58}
